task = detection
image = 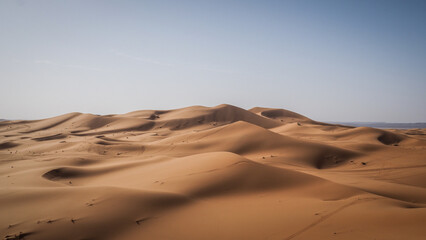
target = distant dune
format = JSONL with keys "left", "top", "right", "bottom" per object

{"left": 1, "top": 104, "right": 425, "bottom": 240}
{"left": 328, "top": 122, "right": 426, "bottom": 129}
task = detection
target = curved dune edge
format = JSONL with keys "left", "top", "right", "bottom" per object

{"left": 1, "top": 104, "right": 425, "bottom": 240}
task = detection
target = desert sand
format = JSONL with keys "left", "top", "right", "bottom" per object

{"left": 1, "top": 104, "right": 425, "bottom": 240}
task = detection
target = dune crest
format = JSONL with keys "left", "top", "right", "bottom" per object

{"left": 1, "top": 104, "right": 425, "bottom": 240}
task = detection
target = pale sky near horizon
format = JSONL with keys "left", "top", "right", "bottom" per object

{"left": 1, "top": 0, "right": 425, "bottom": 122}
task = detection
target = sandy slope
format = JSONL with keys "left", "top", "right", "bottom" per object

{"left": 1, "top": 104, "right": 425, "bottom": 240}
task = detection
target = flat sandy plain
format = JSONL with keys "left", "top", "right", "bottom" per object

{"left": 1, "top": 104, "right": 425, "bottom": 240}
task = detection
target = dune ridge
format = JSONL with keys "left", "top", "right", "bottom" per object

{"left": 1, "top": 104, "right": 425, "bottom": 240}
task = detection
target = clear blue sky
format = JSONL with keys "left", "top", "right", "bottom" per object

{"left": 1, "top": 0, "right": 425, "bottom": 122}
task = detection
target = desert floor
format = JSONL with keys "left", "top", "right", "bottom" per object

{"left": 1, "top": 104, "right": 425, "bottom": 240}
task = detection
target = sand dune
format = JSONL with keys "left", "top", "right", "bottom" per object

{"left": 1, "top": 104, "right": 425, "bottom": 240}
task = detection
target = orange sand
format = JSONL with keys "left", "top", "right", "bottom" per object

{"left": 1, "top": 104, "right": 425, "bottom": 240}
